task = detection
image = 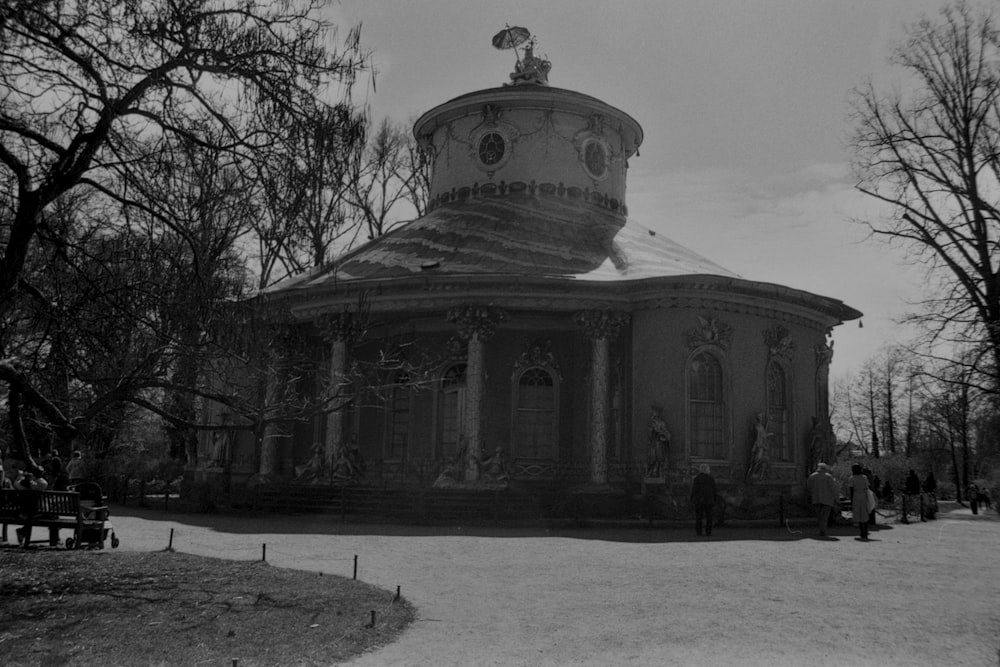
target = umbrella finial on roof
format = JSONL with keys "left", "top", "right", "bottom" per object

{"left": 492, "top": 26, "right": 550, "bottom": 86}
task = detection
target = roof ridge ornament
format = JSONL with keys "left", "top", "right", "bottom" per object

{"left": 492, "top": 25, "right": 551, "bottom": 86}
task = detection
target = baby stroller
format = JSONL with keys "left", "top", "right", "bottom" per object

{"left": 66, "top": 482, "right": 119, "bottom": 549}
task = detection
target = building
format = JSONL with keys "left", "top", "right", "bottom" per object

{"left": 195, "top": 35, "right": 860, "bottom": 517}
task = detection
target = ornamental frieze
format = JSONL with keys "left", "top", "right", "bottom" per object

{"left": 573, "top": 309, "right": 629, "bottom": 340}
{"left": 425, "top": 180, "right": 626, "bottom": 216}
{"left": 685, "top": 315, "right": 733, "bottom": 350}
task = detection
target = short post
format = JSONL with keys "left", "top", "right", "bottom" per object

{"left": 353, "top": 554, "right": 358, "bottom": 580}
{"left": 168, "top": 528, "right": 174, "bottom": 551}
{"left": 395, "top": 585, "right": 401, "bottom": 602}
{"left": 262, "top": 543, "right": 266, "bottom": 562}
{"left": 368, "top": 610, "right": 376, "bottom": 628}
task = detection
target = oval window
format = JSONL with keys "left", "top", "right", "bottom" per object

{"left": 584, "top": 141, "right": 607, "bottom": 178}
{"left": 478, "top": 132, "right": 506, "bottom": 166}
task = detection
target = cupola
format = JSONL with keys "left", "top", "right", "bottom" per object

{"left": 413, "top": 29, "right": 643, "bottom": 216}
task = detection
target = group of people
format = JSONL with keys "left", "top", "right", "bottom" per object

{"left": 806, "top": 463, "right": 945, "bottom": 540}
{"left": 0, "top": 449, "right": 87, "bottom": 492}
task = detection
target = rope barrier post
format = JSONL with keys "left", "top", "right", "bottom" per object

{"left": 353, "top": 554, "right": 358, "bottom": 580}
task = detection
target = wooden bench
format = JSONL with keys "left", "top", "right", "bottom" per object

{"left": 0, "top": 489, "right": 109, "bottom": 549}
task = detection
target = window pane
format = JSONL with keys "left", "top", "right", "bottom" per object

{"left": 767, "top": 363, "right": 790, "bottom": 461}
{"left": 515, "top": 368, "right": 555, "bottom": 458}
{"left": 689, "top": 353, "right": 725, "bottom": 458}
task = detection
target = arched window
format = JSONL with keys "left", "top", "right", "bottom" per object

{"left": 688, "top": 351, "right": 726, "bottom": 459}
{"left": 386, "top": 371, "right": 411, "bottom": 460}
{"left": 766, "top": 362, "right": 791, "bottom": 462}
{"left": 437, "top": 363, "right": 466, "bottom": 458}
{"left": 512, "top": 366, "right": 557, "bottom": 459}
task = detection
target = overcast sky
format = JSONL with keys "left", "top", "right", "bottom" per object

{"left": 329, "top": 0, "right": 960, "bottom": 379}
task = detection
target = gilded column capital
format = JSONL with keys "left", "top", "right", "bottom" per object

{"left": 447, "top": 305, "right": 507, "bottom": 341}
{"left": 318, "top": 312, "right": 364, "bottom": 345}
{"left": 573, "top": 309, "right": 629, "bottom": 340}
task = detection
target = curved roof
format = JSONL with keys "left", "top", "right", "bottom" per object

{"left": 270, "top": 193, "right": 737, "bottom": 290}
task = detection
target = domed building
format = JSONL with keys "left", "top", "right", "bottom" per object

{"left": 198, "top": 34, "right": 860, "bottom": 518}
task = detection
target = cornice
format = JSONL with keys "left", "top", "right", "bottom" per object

{"left": 277, "top": 274, "right": 854, "bottom": 332}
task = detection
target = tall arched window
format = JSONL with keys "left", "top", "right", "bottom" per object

{"left": 437, "top": 363, "right": 466, "bottom": 458}
{"left": 766, "top": 362, "right": 791, "bottom": 462}
{"left": 512, "top": 366, "right": 557, "bottom": 459}
{"left": 386, "top": 371, "right": 411, "bottom": 460}
{"left": 688, "top": 351, "right": 726, "bottom": 459}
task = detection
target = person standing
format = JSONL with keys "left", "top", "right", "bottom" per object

{"left": 903, "top": 469, "right": 921, "bottom": 523}
{"left": 922, "top": 471, "right": 938, "bottom": 519}
{"left": 66, "top": 450, "right": 86, "bottom": 487}
{"left": 849, "top": 463, "right": 872, "bottom": 541}
{"left": 806, "top": 462, "right": 840, "bottom": 537}
{"left": 690, "top": 464, "right": 717, "bottom": 537}
{"left": 969, "top": 483, "right": 980, "bottom": 515}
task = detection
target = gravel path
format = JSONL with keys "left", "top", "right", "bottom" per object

{"left": 111, "top": 505, "right": 999, "bottom": 666}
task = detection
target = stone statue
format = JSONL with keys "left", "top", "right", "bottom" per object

{"left": 480, "top": 446, "right": 509, "bottom": 486}
{"left": 331, "top": 436, "right": 365, "bottom": 483}
{"left": 507, "top": 41, "right": 551, "bottom": 86}
{"left": 433, "top": 443, "right": 467, "bottom": 488}
{"left": 745, "top": 413, "right": 770, "bottom": 482}
{"left": 295, "top": 442, "right": 326, "bottom": 483}
{"left": 647, "top": 407, "right": 670, "bottom": 477}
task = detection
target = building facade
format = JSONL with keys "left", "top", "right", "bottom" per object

{"left": 195, "top": 45, "right": 860, "bottom": 510}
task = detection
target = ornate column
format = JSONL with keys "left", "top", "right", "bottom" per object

{"left": 319, "top": 312, "right": 363, "bottom": 475}
{"left": 447, "top": 305, "right": 506, "bottom": 481}
{"left": 573, "top": 309, "right": 629, "bottom": 485}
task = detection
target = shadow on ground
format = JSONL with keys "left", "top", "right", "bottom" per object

{"left": 104, "top": 502, "right": 953, "bottom": 543}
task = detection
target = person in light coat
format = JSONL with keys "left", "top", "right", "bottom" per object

{"left": 805, "top": 462, "right": 839, "bottom": 537}
{"left": 849, "top": 463, "right": 872, "bottom": 541}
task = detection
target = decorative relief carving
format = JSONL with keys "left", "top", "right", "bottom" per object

{"left": 572, "top": 309, "right": 629, "bottom": 340}
{"left": 446, "top": 304, "right": 507, "bottom": 340}
{"left": 763, "top": 325, "right": 794, "bottom": 361}
{"left": 482, "top": 103, "right": 503, "bottom": 126}
{"left": 513, "top": 338, "right": 561, "bottom": 375}
{"left": 685, "top": 315, "right": 733, "bottom": 350}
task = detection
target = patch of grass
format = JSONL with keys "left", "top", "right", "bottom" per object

{"left": 0, "top": 547, "right": 415, "bottom": 666}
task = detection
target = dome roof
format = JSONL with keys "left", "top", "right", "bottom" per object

{"left": 268, "top": 193, "right": 737, "bottom": 292}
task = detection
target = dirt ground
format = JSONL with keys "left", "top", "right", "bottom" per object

{"left": 107, "top": 502, "right": 999, "bottom": 667}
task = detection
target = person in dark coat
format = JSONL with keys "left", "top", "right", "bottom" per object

{"left": 903, "top": 469, "right": 922, "bottom": 523}
{"left": 690, "top": 464, "right": 717, "bottom": 537}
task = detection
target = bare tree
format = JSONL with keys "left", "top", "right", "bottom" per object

{"left": 345, "top": 117, "right": 430, "bottom": 243}
{"left": 851, "top": 1, "right": 1000, "bottom": 395}
{"left": 0, "top": 1, "right": 368, "bottom": 458}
